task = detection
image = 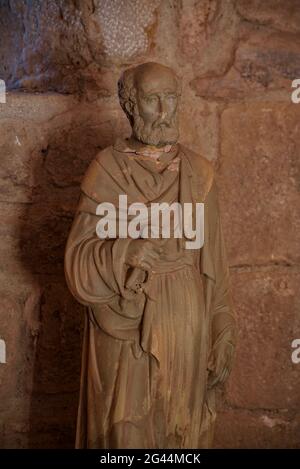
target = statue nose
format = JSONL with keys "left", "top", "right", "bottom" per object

{"left": 158, "top": 98, "right": 168, "bottom": 116}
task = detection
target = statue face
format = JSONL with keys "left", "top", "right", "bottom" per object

{"left": 132, "top": 66, "right": 180, "bottom": 147}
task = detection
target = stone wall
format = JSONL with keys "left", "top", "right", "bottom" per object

{"left": 0, "top": 0, "right": 299, "bottom": 448}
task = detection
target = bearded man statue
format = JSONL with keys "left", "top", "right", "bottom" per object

{"left": 64, "top": 62, "right": 237, "bottom": 449}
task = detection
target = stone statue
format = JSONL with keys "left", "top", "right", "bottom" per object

{"left": 64, "top": 62, "right": 237, "bottom": 449}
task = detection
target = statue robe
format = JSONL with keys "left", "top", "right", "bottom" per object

{"left": 64, "top": 137, "right": 236, "bottom": 449}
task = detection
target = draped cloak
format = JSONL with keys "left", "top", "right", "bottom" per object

{"left": 64, "top": 137, "right": 236, "bottom": 449}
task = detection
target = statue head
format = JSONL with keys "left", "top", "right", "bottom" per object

{"left": 118, "top": 62, "right": 181, "bottom": 147}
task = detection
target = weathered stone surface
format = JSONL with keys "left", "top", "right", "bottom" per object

{"left": 19, "top": 204, "right": 74, "bottom": 276}
{"left": 192, "top": 30, "right": 300, "bottom": 99}
{"left": 0, "top": 293, "right": 23, "bottom": 403}
{"left": 0, "top": 276, "right": 43, "bottom": 448}
{"left": 0, "top": 118, "right": 44, "bottom": 203}
{"left": 214, "top": 409, "right": 300, "bottom": 448}
{"left": 0, "top": 1, "right": 89, "bottom": 93}
{"left": 179, "top": 91, "right": 219, "bottom": 161}
{"left": 89, "top": 0, "right": 160, "bottom": 61}
{"left": 0, "top": 92, "right": 130, "bottom": 205}
{"left": 0, "top": 272, "right": 84, "bottom": 449}
{"left": 1, "top": 394, "right": 79, "bottom": 448}
{"left": 226, "top": 271, "right": 300, "bottom": 410}
{"left": 28, "top": 279, "right": 84, "bottom": 394}
{"left": 0, "top": 0, "right": 160, "bottom": 94}
{"left": 191, "top": 66, "right": 289, "bottom": 101}
{"left": 0, "top": 93, "right": 77, "bottom": 204}
{"left": 236, "top": 0, "right": 300, "bottom": 34}
{"left": 0, "top": 92, "right": 78, "bottom": 122}
{"left": 179, "top": 0, "right": 239, "bottom": 77}
{"left": 235, "top": 31, "right": 300, "bottom": 88}
{"left": 218, "top": 102, "right": 300, "bottom": 266}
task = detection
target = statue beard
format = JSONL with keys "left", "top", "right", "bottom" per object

{"left": 132, "top": 111, "right": 179, "bottom": 147}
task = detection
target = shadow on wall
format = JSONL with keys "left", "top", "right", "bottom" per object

{"left": 16, "top": 103, "right": 128, "bottom": 448}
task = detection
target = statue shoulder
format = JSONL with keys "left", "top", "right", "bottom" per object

{"left": 94, "top": 145, "right": 115, "bottom": 167}
{"left": 179, "top": 143, "right": 215, "bottom": 201}
{"left": 80, "top": 145, "right": 115, "bottom": 202}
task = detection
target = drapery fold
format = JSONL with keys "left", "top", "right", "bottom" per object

{"left": 64, "top": 138, "right": 236, "bottom": 448}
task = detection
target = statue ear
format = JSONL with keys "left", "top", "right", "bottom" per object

{"left": 124, "top": 100, "right": 133, "bottom": 117}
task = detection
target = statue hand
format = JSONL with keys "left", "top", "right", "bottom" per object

{"left": 207, "top": 341, "right": 235, "bottom": 389}
{"left": 125, "top": 239, "right": 163, "bottom": 271}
